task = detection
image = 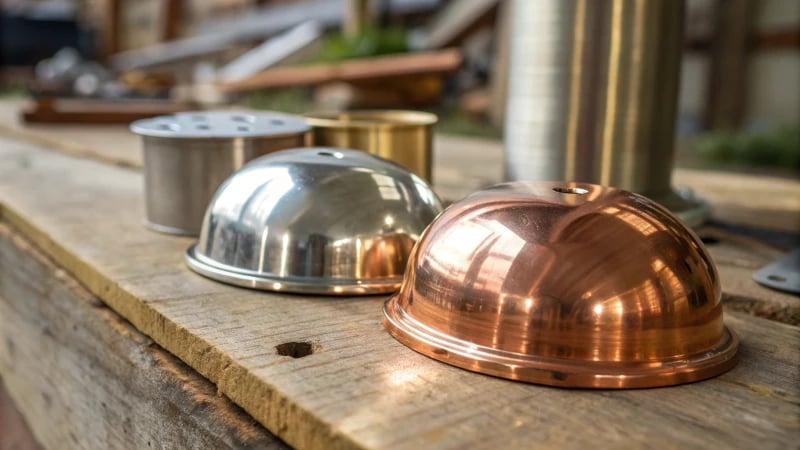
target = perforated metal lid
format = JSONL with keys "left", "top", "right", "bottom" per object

{"left": 130, "top": 111, "right": 310, "bottom": 139}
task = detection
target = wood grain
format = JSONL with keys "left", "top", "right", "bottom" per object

{"left": 0, "top": 224, "right": 284, "bottom": 450}
{"left": 0, "top": 137, "right": 798, "bottom": 449}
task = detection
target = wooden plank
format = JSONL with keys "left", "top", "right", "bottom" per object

{"left": 0, "top": 138, "right": 798, "bottom": 449}
{"left": 0, "top": 223, "right": 285, "bottom": 450}
{"left": 22, "top": 98, "right": 191, "bottom": 125}
{"left": 99, "top": 0, "right": 122, "bottom": 62}
{"left": 705, "top": 0, "right": 753, "bottom": 130}
{"left": 219, "top": 49, "right": 463, "bottom": 92}
{"left": 163, "top": 0, "right": 184, "bottom": 41}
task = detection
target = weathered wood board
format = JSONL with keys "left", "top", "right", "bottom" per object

{"left": 0, "top": 224, "right": 285, "bottom": 450}
{"left": 0, "top": 137, "right": 798, "bottom": 449}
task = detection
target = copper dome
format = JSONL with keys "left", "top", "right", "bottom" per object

{"left": 383, "top": 182, "right": 738, "bottom": 388}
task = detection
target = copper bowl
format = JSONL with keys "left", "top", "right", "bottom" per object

{"left": 383, "top": 182, "right": 738, "bottom": 388}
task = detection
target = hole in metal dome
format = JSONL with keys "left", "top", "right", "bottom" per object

{"left": 318, "top": 151, "right": 344, "bottom": 159}
{"left": 553, "top": 187, "right": 588, "bottom": 195}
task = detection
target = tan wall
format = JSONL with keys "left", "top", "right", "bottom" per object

{"left": 679, "top": 0, "right": 800, "bottom": 129}
{"left": 746, "top": 0, "right": 800, "bottom": 126}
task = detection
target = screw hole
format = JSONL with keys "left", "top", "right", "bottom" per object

{"left": 232, "top": 115, "right": 254, "bottom": 123}
{"left": 196, "top": 124, "right": 210, "bottom": 130}
{"left": 767, "top": 274, "right": 787, "bottom": 282}
{"left": 317, "top": 151, "right": 344, "bottom": 159}
{"left": 157, "top": 123, "right": 175, "bottom": 131}
{"left": 553, "top": 187, "right": 588, "bottom": 195}
{"left": 270, "top": 119, "right": 285, "bottom": 125}
{"left": 237, "top": 126, "right": 250, "bottom": 132}
{"left": 275, "top": 342, "right": 314, "bottom": 358}
{"left": 700, "top": 236, "right": 719, "bottom": 245}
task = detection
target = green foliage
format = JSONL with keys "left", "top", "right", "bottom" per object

{"left": 436, "top": 111, "right": 502, "bottom": 139}
{"left": 317, "top": 27, "right": 407, "bottom": 63}
{"left": 0, "top": 86, "right": 26, "bottom": 98}
{"left": 691, "top": 126, "right": 800, "bottom": 169}
{"left": 246, "top": 88, "right": 315, "bottom": 114}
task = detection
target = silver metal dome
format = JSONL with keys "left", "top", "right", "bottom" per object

{"left": 185, "top": 147, "right": 444, "bottom": 295}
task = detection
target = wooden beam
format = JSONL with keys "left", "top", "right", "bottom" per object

{"left": 21, "top": 98, "right": 192, "bottom": 125}
{"left": 705, "top": 0, "right": 754, "bottom": 130}
{"left": 99, "top": 0, "right": 121, "bottom": 62}
{"left": 0, "top": 223, "right": 284, "bottom": 450}
{"left": 163, "top": 0, "right": 184, "bottom": 41}
{"left": 219, "top": 48, "right": 463, "bottom": 92}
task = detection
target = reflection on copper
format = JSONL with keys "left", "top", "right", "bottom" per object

{"left": 383, "top": 182, "right": 738, "bottom": 388}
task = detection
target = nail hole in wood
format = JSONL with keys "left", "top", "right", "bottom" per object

{"left": 276, "top": 341, "right": 313, "bottom": 358}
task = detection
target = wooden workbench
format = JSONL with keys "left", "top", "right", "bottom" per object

{"left": 0, "top": 101, "right": 798, "bottom": 449}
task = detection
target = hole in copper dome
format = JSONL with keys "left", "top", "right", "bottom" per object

{"left": 553, "top": 187, "right": 588, "bottom": 195}
{"left": 318, "top": 151, "right": 344, "bottom": 159}
{"left": 276, "top": 341, "right": 313, "bottom": 358}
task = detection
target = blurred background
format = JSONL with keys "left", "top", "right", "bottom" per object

{"left": 0, "top": 0, "right": 797, "bottom": 174}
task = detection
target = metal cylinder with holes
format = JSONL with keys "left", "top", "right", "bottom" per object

{"left": 130, "top": 111, "right": 311, "bottom": 235}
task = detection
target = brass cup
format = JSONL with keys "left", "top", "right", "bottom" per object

{"left": 304, "top": 110, "right": 437, "bottom": 182}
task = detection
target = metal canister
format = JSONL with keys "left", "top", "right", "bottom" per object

{"left": 304, "top": 110, "right": 437, "bottom": 183}
{"left": 504, "top": 0, "right": 708, "bottom": 225}
{"left": 130, "top": 111, "right": 310, "bottom": 235}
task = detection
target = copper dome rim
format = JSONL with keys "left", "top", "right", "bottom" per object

{"left": 383, "top": 296, "right": 739, "bottom": 388}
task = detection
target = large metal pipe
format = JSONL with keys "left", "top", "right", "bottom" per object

{"left": 504, "top": 0, "right": 707, "bottom": 224}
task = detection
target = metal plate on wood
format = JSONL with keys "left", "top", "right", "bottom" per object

{"left": 753, "top": 249, "right": 800, "bottom": 294}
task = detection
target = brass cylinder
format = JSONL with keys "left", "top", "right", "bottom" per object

{"left": 305, "top": 110, "right": 437, "bottom": 183}
{"left": 504, "top": 0, "right": 706, "bottom": 224}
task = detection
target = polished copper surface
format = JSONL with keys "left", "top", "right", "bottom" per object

{"left": 384, "top": 182, "right": 738, "bottom": 388}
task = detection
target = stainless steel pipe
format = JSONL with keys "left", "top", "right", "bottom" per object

{"left": 131, "top": 111, "right": 310, "bottom": 235}
{"left": 504, "top": 0, "right": 708, "bottom": 225}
